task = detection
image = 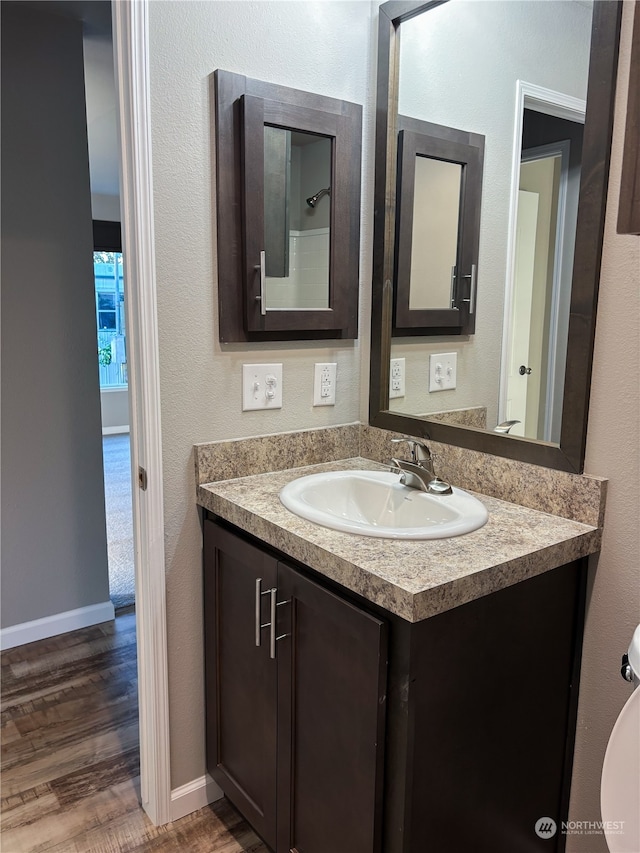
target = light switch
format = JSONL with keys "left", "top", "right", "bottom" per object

{"left": 242, "top": 364, "right": 283, "bottom": 410}
{"left": 429, "top": 353, "right": 457, "bottom": 392}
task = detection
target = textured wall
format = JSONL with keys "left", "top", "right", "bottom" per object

{"left": 1, "top": 4, "right": 110, "bottom": 628}
{"left": 569, "top": 3, "right": 640, "bottom": 849}
{"left": 148, "top": 0, "right": 376, "bottom": 788}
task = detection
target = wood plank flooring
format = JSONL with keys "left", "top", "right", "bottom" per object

{"left": 1, "top": 612, "right": 269, "bottom": 852}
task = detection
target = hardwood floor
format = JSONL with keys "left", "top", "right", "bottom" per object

{"left": 1, "top": 612, "right": 268, "bottom": 852}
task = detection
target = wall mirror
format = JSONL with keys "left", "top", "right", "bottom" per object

{"left": 370, "top": 0, "right": 622, "bottom": 472}
{"left": 214, "top": 70, "right": 362, "bottom": 342}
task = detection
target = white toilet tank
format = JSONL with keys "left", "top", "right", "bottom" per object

{"left": 600, "top": 624, "right": 640, "bottom": 853}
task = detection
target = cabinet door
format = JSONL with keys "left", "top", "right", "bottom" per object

{"left": 204, "top": 521, "right": 278, "bottom": 848}
{"left": 275, "top": 562, "right": 388, "bottom": 853}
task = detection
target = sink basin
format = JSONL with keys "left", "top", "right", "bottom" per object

{"left": 279, "top": 469, "right": 488, "bottom": 539}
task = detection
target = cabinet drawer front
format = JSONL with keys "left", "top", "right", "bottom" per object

{"left": 276, "top": 562, "right": 388, "bottom": 853}
{"left": 204, "top": 520, "right": 278, "bottom": 848}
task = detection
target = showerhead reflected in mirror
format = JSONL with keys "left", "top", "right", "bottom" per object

{"left": 306, "top": 187, "right": 330, "bottom": 208}
{"left": 263, "top": 128, "right": 331, "bottom": 311}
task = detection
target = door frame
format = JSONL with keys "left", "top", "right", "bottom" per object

{"left": 499, "top": 81, "right": 586, "bottom": 429}
{"left": 112, "top": 0, "right": 171, "bottom": 825}
{"left": 520, "top": 140, "right": 571, "bottom": 441}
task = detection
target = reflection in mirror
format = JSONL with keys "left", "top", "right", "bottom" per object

{"left": 409, "top": 156, "right": 461, "bottom": 311}
{"left": 390, "top": 0, "right": 592, "bottom": 441}
{"left": 263, "top": 129, "right": 331, "bottom": 311}
{"left": 395, "top": 120, "right": 483, "bottom": 334}
{"left": 371, "top": 0, "right": 621, "bottom": 472}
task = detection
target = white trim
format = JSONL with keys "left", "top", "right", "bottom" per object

{"left": 102, "top": 425, "right": 130, "bottom": 435}
{"left": 170, "top": 775, "right": 224, "bottom": 823}
{"left": 112, "top": 0, "right": 172, "bottom": 827}
{"left": 499, "top": 81, "right": 586, "bottom": 424}
{"left": 0, "top": 601, "right": 115, "bottom": 651}
{"left": 521, "top": 141, "right": 571, "bottom": 442}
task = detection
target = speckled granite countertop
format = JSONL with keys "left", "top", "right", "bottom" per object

{"left": 197, "top": 456, "right": 602, "bottom": 623}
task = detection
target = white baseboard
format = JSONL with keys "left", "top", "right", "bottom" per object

{"left": 170, "top": 774, "right": 224, "bottom": 823}
{"left": 0, "top": 600, "right": 116, "bottom": 651}
{"left": 102, "top": 425, "right": 130, "bottom": 435}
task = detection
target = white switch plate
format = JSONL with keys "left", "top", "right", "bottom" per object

{"left": 389, "top": 357, "right": 405, "bottom": 399}
{"left": 313, "top": 363, "right": 337, "bottom": 406}
{"left": 242, "top": 363, "right": 283, "bottom": 410}
{"left": 429, "top": 352, "right": 457, "bottom": 392}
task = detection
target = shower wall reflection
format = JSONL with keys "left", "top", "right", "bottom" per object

{"left": 263, "top": 129, "right": 331, "bottom": 310}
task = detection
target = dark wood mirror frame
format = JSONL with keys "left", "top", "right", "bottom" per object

{"left": 370, "top": 0, "right": 622, "bottom": 473}
{"left": 617, "top": 0, "right": 639, "bottom": 236}
{"left": 214, "top": 70, "right": 362, "bottom": 343}
{"left": 394, "top": 117, "right": 484, "bottom": 335}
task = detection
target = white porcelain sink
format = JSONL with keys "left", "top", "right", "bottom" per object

{"left": 279, "top": 470, "right": 488, "bottom": 539}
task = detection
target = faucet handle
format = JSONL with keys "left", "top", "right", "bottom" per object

{"left": 390, "top": 437, "right": 431, "bottom": 464}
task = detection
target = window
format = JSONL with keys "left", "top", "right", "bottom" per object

{"left": 94, "top": 251, "right": 127, "bottom": 388}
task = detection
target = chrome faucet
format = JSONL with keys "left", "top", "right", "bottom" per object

{"left": 494, "top": 420, "right": 521, "bottom": 434}
{"left": 390, "top": 438, "right": 453, "bottom": 495}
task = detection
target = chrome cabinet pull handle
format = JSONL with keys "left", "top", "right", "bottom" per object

{"left": 255, "top": 578, "right": 273, "bottom": 646}
{"left": 462, "top": 264, "right": 477, "bottom": 315}
{"left": 269, "top": 588, "right": 277, "bottom": 659}
{"left": 269, "top": 590, "right": 291, "bottom": 659}
{"left": 255, "top": 578, "right": 261, "bottom": 646}
{"left": 257, "top": 580, "right": 290, "bottom": 657}
{"left": 254, "top": 250, "right": 267, "bottom": 316}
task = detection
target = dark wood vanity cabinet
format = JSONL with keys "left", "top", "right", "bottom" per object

{"left": 203, "top": 519, "right": 388, "bottom": 853}
{"left": 204, "top": 515, "right": 585, "bottom": 853}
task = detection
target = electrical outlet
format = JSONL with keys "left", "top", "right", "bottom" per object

{"left": 313, "top": 363, "right": 337, "bottom": 406}
{"left": 242, "top": 363, "right": 283, "bottom": 410}
{"left": 429, "top": 353, "right": 457, "bottom": 392}
{"left": 389, "top": 358, "right": 406, "bottom": 399}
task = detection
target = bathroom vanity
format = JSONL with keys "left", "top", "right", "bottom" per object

{"left": 198, "top": 443, "right": 605, "bottom": 853}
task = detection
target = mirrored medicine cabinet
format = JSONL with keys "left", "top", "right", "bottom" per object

{"left": 214, "top": 70, "right": 362, "bottom": 342}
{"left": 394, "top": 117, "right": 484, "bottom": 335}
{"left": 370, "top": 0, "right": 623, "bottom": 473}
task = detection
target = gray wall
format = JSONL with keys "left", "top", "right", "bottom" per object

{"left": 1, "top": 4, "right": 110, "bottom": 627}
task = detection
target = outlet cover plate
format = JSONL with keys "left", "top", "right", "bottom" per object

{"left": 313, "top": 363, "right": 337, "bottom": 406}
{"left": 242, "top": 363, "right": 283, "bottom": 410}
{"left": 389, "top": 357, "right": 406, "bottom": 399}
{"left": 429, "top": 353, "right": 457, "bottom": 392}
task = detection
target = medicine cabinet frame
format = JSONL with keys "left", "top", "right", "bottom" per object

{"left": 394, "top": 117, "right": 484, "bottom": 335}
{"left": 214, "top": 70, "right": 362, "bottom": 342}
